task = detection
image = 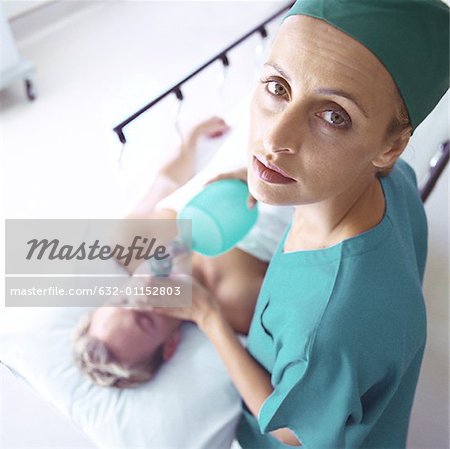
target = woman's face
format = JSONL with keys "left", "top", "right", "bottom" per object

{"left": 248, "top": 15, "right": 401, "bottom": 206}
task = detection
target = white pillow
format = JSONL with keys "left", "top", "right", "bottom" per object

{"left": 0, "top": 307, "right": 246, "bottom": 449}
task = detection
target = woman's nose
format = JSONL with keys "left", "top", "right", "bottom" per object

{"left": 263, "top": 107, "right": 304, "bottom": 155}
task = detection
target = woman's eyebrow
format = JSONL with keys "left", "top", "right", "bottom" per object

{"left": 263, "top": 62, "right": 368, "bottom": 118}
{"left": 264, "top": 62, "right": 291, "bottom": 81}
{"left": 314, "top": 87, "right": 369, "bottom": 118}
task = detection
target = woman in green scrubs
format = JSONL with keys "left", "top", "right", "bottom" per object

{"left": 150, "top": 1, "right": 449, "bottom": 447}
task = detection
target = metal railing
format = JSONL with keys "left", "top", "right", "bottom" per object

{"left": 420, "top": 140, "right": 449, "bottom": 203}
{"left": 111, "top": 2, "right": 448, "bottom": 203}
{"left": 112, "top": 1, "right": 294, "bottom": 145}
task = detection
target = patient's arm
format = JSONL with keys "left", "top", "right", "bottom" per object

{"left": 113, "top": 117, "right": 230, "bottom": 274}
{"left": 217, "top": 268, "right": 265, "bottom": 335}
{"left": 130, "top": 116, "right": 230, "bottom": 217}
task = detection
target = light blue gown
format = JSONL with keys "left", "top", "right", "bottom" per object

{"left": 237, "top": 159, "right": 428, "bottom": 449}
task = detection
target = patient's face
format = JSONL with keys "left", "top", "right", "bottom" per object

{"left": 89, "top": 307, "right": 181, "bottom": 366}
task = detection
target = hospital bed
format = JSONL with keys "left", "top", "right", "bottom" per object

{"left": 1, "top": 107, "right": 447, "bottom": 449}
{"left": 1, "top": 3, "right": 448, "bottom": 449}
{"left": 0, "top": 5, "right": 36, "bottom": 101}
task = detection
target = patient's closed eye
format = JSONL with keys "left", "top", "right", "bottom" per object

{"left": 136, "top": 313, "right": 154, "bottom": 333}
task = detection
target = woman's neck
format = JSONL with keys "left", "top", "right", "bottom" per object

{"left": 285, "top": 176, "right": 386, "bottom": 252}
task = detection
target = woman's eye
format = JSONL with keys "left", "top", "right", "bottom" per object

{"left": 317, "top": 110, "right": 350, "bottom": 128}
{"left": 260, "top": 78, "right": 287, "bottom": 97}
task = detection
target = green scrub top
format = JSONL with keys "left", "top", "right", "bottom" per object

{"left": 236, "top": 159, "right": 427, "bottom": 449}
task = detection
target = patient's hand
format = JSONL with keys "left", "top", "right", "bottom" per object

{"left": 171, "top": 116, "right": 231, "bottom": 183}
{"left": 183, "top": 116, "right": 230, "bottom": 149}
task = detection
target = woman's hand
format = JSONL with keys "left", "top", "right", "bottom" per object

{"left": 145, "top": 275, "right": 222, "bottom": 329}
{"left": 205, "top": 167, "right": 257, "bottom": 209}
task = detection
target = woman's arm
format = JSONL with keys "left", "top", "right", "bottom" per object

{"left": 200, "top": 309, "right": 301, "bottom": 447}
{"left": 149, "top": 282, "right": 301, "bottom": 446}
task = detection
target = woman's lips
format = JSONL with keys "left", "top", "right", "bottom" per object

{"left": 252, "top": 156, "right": 296, "bottom": 184}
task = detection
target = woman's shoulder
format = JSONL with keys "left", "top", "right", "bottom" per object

{"left": 393, "top": 157, "right": 419, "bottom": 185}
{"left": 382, "top": 158, "right": 422, "bottom": 208}
{"left": 380, "top": 158, "right": 428, "bottom": 280}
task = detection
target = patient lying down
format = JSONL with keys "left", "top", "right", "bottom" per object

{"left": 73, "top": 117, "right": 274, "bottom": 388}
{"left": 74, "top": 248, "right": 267, "bottom": 388}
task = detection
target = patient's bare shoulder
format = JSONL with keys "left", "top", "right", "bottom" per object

{"left": 193, "top": 249, "right": 268, "bottom": 334}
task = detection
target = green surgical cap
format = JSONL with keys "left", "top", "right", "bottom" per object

{"left": 283, "top": 0, "right": 449, "bottom": 130}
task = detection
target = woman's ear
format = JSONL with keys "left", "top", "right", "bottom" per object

{"left": 162, "top": 328, "right": 181, "bottom": 361}
{"left": 372, "top": 127, "right": 411, "bottom": 172}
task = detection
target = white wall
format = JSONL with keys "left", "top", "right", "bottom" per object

{"left": 1, "top": 0, "right": 54, "bottom": 20}
{"left": 405, "top": 93, "right": 449, "bottom": 449}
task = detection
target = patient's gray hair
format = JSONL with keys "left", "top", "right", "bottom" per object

{"left": 73, "top": 311, "right": 165, "bottom": 388}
